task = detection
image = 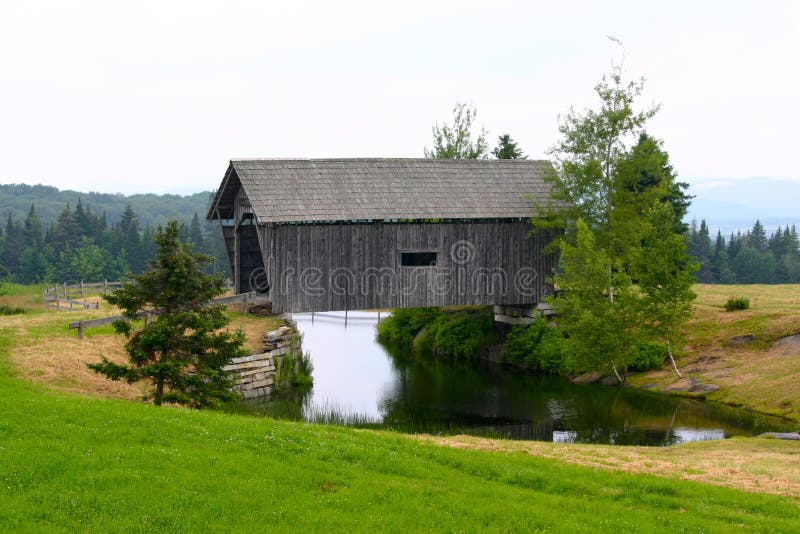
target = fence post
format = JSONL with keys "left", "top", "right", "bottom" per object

{"left": 80, "top": 280, "right": 84, "bottom": 298}
{"left": 242, "top": 293, "right": 250, "bottom": 313}
{"left": 78, "top": 323, "right": 84, "bottom": 339}
{"left": 103, "top": 279, "right": 107, "bottom": 293}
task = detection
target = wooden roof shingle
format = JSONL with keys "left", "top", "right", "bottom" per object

{"left": 208, "top": 158, "right": 555, "bottom": 223}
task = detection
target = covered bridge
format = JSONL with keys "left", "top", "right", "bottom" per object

{"left": 207, "top": 158, "right": 558, "bottom": 314}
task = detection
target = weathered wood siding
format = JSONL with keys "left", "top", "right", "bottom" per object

{"left": 236, "top": 224, "right": 263, "bottom": 294}
{"left": 263, "top": 221, "right": 556, "bottom": 313}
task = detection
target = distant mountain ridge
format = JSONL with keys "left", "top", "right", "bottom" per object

{"left": 686, "top": 177, "right": 800, "bottom": 236}
{"left": 0, "top": 183, "right": 214, "bottom": 228}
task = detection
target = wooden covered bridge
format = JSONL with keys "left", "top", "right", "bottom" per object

{"left": 207, "top": 158, "right": 557, "bottom": 318}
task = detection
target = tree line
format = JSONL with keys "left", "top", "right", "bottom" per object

{"left": 0, "top": 200, "right": 229, "bottom": 284}
{"left": 687, "top": 219, "right": 800, "bottom": 284}
{"left": 0, "top": 183, "right": 215, "bottom": 230}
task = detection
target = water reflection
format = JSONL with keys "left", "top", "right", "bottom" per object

{"left": 248, "top": 311, "right": 791, "bottom": 446}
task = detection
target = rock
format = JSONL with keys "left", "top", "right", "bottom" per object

{"left": 264, "top": 329, "right": 284, "bottom": 341}
{"left": 757, "top": 432, "right": 800, "bottom": 440}
{"left": 726, "top": 334, "right": 756, "bottom": 347}
{"left": 687, "top": 383, "right": 719, "bottom": 394}
{"left": 570, "top": 372, "right": 603, "bottom": 385}
{"left": 771, "top": 334, "right": 800, "bottom": 355}
{"left": 601, "top": 375, "right": 621, "bottom": 386}
{"left": 664, "top": 377, "right": 699, "bottom": 392}
{"left": 248, "top": 304, "right": 273, "bottom": 316}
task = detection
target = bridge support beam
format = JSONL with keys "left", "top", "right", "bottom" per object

{"left": 493, "top": 303, "right": 554, "bottom": 326}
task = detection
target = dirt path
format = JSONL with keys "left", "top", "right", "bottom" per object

{"left": 419, "top": 434, "right": 800, "bottom": 499}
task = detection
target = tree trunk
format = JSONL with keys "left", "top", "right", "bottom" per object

{"left": 611, "top": 360, "right": 623, "bottom": 384}
{"left": 154, "top": 377, "right": 164, "bottom": 406}
{"left": 666, "top": 338, "right": 683, "bottom": 379}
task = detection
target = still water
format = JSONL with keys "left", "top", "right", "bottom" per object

{"left": 252, "top": 311, "right": 791, "bottom": 446}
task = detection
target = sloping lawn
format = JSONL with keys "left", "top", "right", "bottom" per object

{"left": 0, "top": 362, "right": 797, "bottom": 531}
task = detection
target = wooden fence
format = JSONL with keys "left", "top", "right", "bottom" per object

{"left": 68, "top": 292, "right": 270, "bottom": 338}
{"left": 43, "top": 280, "right": 123, "bottom": 311}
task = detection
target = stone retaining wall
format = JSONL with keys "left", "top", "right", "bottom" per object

{"left": 223, "top": 317, "right": 300, "bottom": 399}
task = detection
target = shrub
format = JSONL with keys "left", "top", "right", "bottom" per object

{"left": 724, "top": 296, "right": 750, "bottom": 311}
{"left": 378, "top": 306, "right": 495, "bottom": 361}
{"left": 0, "top": 304, "right": 26, "bottom": 316}
{"left": 377, "top": 307, "right": 443, "bottom": 346}
{"left": 430, "top": 310, "right": 495, "bottom": 360}
{"left": 502, "top": 318, "right": 566, "bottom": 374}
{"left": 629, "top": 342, "right": 668, "bottom": 371}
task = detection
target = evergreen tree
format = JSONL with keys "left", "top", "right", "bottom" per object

{"left": 118, "top": 204, "right": 145, "bottom": 273}
{"left": 727, "top": 231, "right": 742, "bottom": 260}
{"left": 687, "top": 220, "right": 713, "bottom": 282}
{"left": 2, "top": 213, "right": 24, "bottom": 277}
{"left": 189, "top": 213, "right": 204, "bottom": 251}
{"left": 731, "top": 245, "right": 775, "bottom": 283}
{"left": 492, "top": 134, "right": 526, "bottom": 159}
{"left": 23, "top": 205, "right": 44, "bottom": 248}
{"left": 711, "top": 231, "right": 734, "bottom": 283}
{"left": 424, "top": 102, "right": 489, "bottom": 159}
{"left": 52, "top": 203, "right": 81, "bottom": 253}
{"left": 87, "top": 220, "right": 247, "bottom": 407}
{"left": 749, "top": 220, "right": 767, "bottom": 252}
{"left": 618, "top": 133, "right": 691, "bottom": 234}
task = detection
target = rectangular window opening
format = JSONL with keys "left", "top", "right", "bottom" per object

{"left": 401, "top": 251, "right": 438, "bottom": 267}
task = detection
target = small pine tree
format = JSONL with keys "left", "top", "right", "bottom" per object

{"left": 492, "top": 134, "right": 526, "bottom": 159}
{"left": 88, "top": 219, "right": 247, "bottom": 407}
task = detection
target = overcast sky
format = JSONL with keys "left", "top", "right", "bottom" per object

{"left": 1, "top": 0, "right": 798, "bottom": 194}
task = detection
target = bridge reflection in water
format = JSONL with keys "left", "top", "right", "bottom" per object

{"left": 250, "top": 311, "right": 791, "bottom": 446}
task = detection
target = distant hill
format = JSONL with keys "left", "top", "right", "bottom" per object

{"left": 0, "top": 183, "right": 214, "bottom": 227}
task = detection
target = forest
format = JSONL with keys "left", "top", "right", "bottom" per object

{"left": 687, "top": 219, "right": 800, "bottom": 284}
{"left": 0, "top": 198, "right": 229, "bottom": 284}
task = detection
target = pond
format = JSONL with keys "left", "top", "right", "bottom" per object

{"left": 246, "top": 311, "right": 792, "bottom": 446}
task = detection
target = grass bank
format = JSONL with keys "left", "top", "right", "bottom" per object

{"left": 628, "top": 284, "right": 800, "bottom": 422}
{"left": 0, "top": 347, "right": 799, "bottom": 531}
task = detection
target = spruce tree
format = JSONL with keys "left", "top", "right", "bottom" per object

{"left": 88, "top": 220, "right": 247, "bottom": 407}
{"left": 492, "top": 134, "right": 526, "bottom": 159}
{"left": 750, "top": 220, "right": 767, "bottom": 252}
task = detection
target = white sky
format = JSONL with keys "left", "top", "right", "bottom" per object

{"left": 1, "top": 0, "right": 798, "bottom": 194}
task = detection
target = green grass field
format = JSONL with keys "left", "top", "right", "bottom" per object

{"left": 2, "top": 283, "right": 800, "bottom": 531}
{"left": 0, "top": 333, "right": 799, "bottom": 531}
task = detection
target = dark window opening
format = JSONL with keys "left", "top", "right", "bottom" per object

{"left": 401, "top": 251, "right": 438, "bottom": 267}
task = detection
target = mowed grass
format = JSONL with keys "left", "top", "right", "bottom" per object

{"left": 2, "top": 283, "right": 800, "bottom": 530}
{"left": 0, "top": 358, "right": 799, "bottom": 532}
{"left": 628, "top": 284, "right": 800, "bottom": 422}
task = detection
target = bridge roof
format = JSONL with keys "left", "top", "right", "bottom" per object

{"left": 208, "top": 158, "right": 556, "bottom": 223}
